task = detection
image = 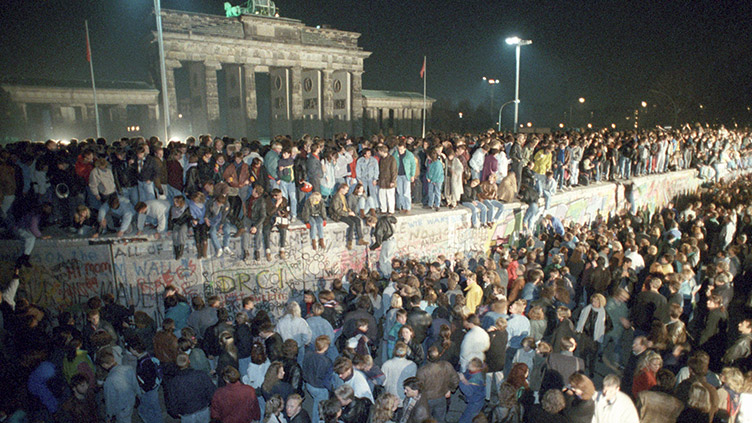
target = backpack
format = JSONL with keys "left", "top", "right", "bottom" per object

{"left": 136, "top": 354, "right": 163, "bottom": 392}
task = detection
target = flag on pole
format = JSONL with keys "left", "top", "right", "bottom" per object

{"left": 419, "top": 57, "right": 426, "bottom": 79}
{"left": 86, "top": 28, "right": 92, "bottom": 62}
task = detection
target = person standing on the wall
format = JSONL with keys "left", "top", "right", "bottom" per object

{"left": 377, "top": 144, "right": 397, "bottom": 215}
{"left": 14, "top": 202, "right": 52, "bottom": 268}
{"left": 392, "top": 139, "right": 417, "bottom": 214}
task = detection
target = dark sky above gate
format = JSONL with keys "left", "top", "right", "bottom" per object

{"left": 1, "top": 0, "right": 751, "bottom": 127}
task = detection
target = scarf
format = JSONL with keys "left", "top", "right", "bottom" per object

{"left": 576, "top": 304, "right": 607, "bottom": 343}
{"left": 170, "top": 204, "right": 187, "bottom": 219}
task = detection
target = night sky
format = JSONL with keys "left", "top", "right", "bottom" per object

{"left": 1, "top": 0, "right": 751, "bottom": 128}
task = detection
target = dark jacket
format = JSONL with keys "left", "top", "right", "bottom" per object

{"left": 210, "top": 381, "right": 261, "bottom": 423}
{"left": 486, "top": 329, "right": 508, "bottom": 372}
{"left": 341, "top": 397, "right": 371, "bottom": 423}
{"left": 306, "top": 153, "right": 323, "bottom": 192}
{"left": 184, "top": 165, "right": 200, "bottom": 196}
{"left": 245, "top": 194, "right": 267, "bottom": 229}
{"left": 398, "top": 394, "right": 430, "bottom": 423}
{"left": 264, "top": 196, "right": 290, "bottom": 228}
{"left": 416, "top": 360, "right": 459, "bottom": 401}
{"left": 165, "top": 368, "right": 216, "bottom": 418}
{"left": 370, "top": 215, "right": 396, "bottom": 249}
{"left": 300, "top": 196, "right": 327, "bottom": 222}
{"left": 329, "top": 193, "right": 350, "bottom": 222}
{"left": 407, "top": 307, "right": 432, "bottom": 344}
{"left": 378, "top": 154, "right": 398, "bottom": 188}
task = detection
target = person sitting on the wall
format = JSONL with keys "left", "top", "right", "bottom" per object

{"left": 98, "top": 195, "right": 136, "bottom": 238}
{"left": 16, "top": 205, "right": 53, "bottom": 265}
{"left": 301, "top": 191, "right": 327, "bottom": 250}
{"left": 72, "top": 205, "right": 98, "bottom": 238}
{"left": 243, "top": 184, "right": 267, "bottom": 262}
{"left": 169, "top": 195, "right": 191, "bottom": 260}
{"left": 263, "top": 188, "right": 290, "bottom": 261}
{"left": 330, "top": 183, "right": 367, "bottom": 251}
{"left": 189, "top": 191, "right": 210, "bottom": 259}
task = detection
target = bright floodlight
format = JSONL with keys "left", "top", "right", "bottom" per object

{"left": 641, "top": 101, "right": 648, "bottom": 107}
{"left": 506, "top": 36, "right": 532, "bottom": 46}
{"left": 579, "top": 97, "right": 586, "bottom": 103}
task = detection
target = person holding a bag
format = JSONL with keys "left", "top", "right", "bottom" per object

{"left": 263, "top": 188, "right": 290, "bottom": 261}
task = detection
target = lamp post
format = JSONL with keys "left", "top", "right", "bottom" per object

{"left": 154, "top": 0, "right": 170, "bottom": 142}
{"left": 497, "top": 99, "right": 517, "bottom": 132}
{"left": 482, "top": 76, "right": 500, "bottom": 114}
{"left": 505, "top": 36, "right": 532, "bottom": 133}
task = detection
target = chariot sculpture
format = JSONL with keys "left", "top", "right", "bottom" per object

{"left": 224, "top": 0, "right": 279, "bottom": 17}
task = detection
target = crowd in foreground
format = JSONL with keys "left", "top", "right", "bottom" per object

{"left": 5, "top": 156, "right": 752, "bottom": 423}
{"left": 1, "top": 125, "right": 751, "bottom": 267}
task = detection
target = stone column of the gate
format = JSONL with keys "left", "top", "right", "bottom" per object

{"left": 290, "top": 66, "right": 304, "bottom": 139}
{"left": 223, "top": 64, "right": 246, "bottom": 139}
{"left": 243, "top": 64, "right": 258, "bottom": 141}
{"left": 270, "top": 68, "right": 291, "bottom": 138}
{"left": 204, "top": 61, "right": 221, "bottom": 135}
{"left": 164, "top": 60, "right": 181, "bottom": 135}
{"left": 322, "top": 69, "right": 334, "bottom": 138}
{"left": 187, "top": 62, "right": 208, "bottom": 135}
{"left": 351, "top": 71, "right": 364, "bottom": 136}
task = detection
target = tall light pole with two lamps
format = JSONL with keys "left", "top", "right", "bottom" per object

{"left": 505, "top": 36, "right": 532, "bottom": 133}
{"left": 482, "top": 76, "right": 500, "bottom": 113}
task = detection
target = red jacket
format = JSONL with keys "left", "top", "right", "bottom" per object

{"left": 211, "top": 382, "right": 260, "bottom": 423}
{"left": 75, "top": 156, "right": 94, "bottom": 182}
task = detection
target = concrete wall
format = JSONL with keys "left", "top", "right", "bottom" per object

{"left": 0, "top": 169, "right": 705, "bottom": 321}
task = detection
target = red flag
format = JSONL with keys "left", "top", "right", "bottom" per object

{"left": 86, "top": 31, "right": 91, "bottom": 62}
{"left": 419, "top": 57, "right": 425, "bottom": 79}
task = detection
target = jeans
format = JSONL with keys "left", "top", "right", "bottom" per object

{"left": 355, "top": 196, "right": 376, "bottom": 214}
{"left": 379, "top": 187, "right": 395, "bottom": 213}
{"left": 138, "top": 388, "right": 164, "bottom": 423}
{"left": 619, "top": 156, "right": 631, "bottom": 179}
{"left": 458, "top": 399, "right": 484, "bottom": 423}
{"left": 482, "top": 200, "right": 504, "bottom": 223}
{"left": 428, "top": 397, "right": 448, "bottom": 422}
{"left": 210, "top": 222, "right": 237, "bottom": 253}
{"left": 18, "top": 228, "right": 36, "bottom": 255}
{"left": 379, "top": 238, "right": 396, "bottom": 279}
{"left": 463, "top": 201, "right": 488, "bottom": 227}
{"left": 485, "top": 371, "right": 504, "bottom": 401}
{"left": 306, "top": 383, "right": 329, "bottom": 423}
{"left": 279, "top": 180, "right": 297, "bottom": 218}
{"left": 523, "top": 202, "right": 539, "bottom": 230}
{"left": 427, "top": 182, "right": 441, "bottom": 208}
{"left": 308, "top": 216, "right": 324, "bottom": 240}
{"left": 181, "top": 407, "right": 209, "bottom": 423}
{"left": 554, "top": 166, "right": 565, "bottom": 188}
{"left": 339, "top": 215, "right": 362, "bottom": 242}
{"left": 363, "top": 179, "right": 379, "bottom": 209}
{"left": 262, "top": 225, "right": 287, "bottom": 251}
{"left": 137, "top": 180, "right": 157, "bottom": 203}
{"left": 396, "top": 175, "right": 412, "bottom": 210}
{"left": 242, "top": 226, "right": 264, "bottom": 253}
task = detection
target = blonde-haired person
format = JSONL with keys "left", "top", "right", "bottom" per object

{"left": 368, "top": 392, "right": 400, "bottom": 423}
{"left": 632, "top": 350, "right": 662, "bottom": 397}
{"left": 300, "top": 191, "right": 327, "bottom": 250}
{"left": 575, "top": 293, "right": 611, "bottom": 371}
{"left": 262, "top": 394, "right": 286, "bottom": 423}
{"left": 717, "top": 367, "right": 744, "bottom": 423}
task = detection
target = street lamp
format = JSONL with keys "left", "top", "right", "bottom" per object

{"left": 497, "top": 99, "right": 518, "bottom": 132}
{"left": 505, "top": 36, "right": 532, "bottom": 133}
{"left": 482, "top": 76, "right": 500, "bottom": 113}
{"left": 153, "top": 0, "right": 170, "bottom": 142}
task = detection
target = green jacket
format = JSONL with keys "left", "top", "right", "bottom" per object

{"left": 392, "top": 149, "right": 416, "bottom": 179}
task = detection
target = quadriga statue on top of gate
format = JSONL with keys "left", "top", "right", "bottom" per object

{"left": 224, "top": 0, "right": 279, "bottom": 18}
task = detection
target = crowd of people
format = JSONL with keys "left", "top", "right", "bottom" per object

{"left": 1, "top": 125, "right": 750, "bottom": 268}
{"left": 2, "top": 125, "right": 752, "bottom": 423}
